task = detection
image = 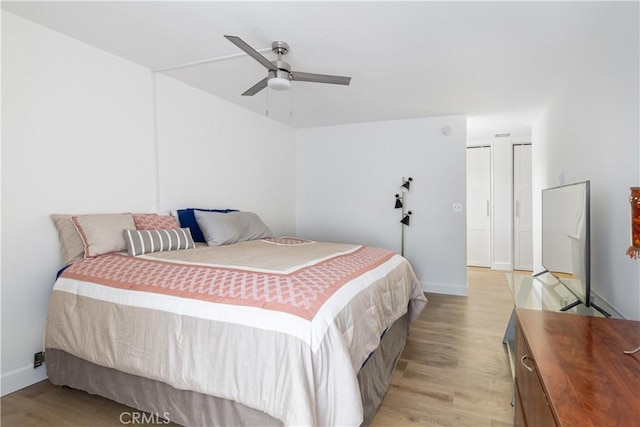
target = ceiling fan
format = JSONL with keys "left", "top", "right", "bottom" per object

{"left": 224, "top": 35, "right": 352, "bottom": 96}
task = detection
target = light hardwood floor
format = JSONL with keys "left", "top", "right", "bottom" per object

{"left": 1, "top": 267, "right": 515, "bottom": 426}
{"left": 371, "top": 267, "right": 514, "bottom": 427}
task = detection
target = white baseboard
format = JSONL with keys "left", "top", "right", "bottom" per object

{"left": 491, "top": 262, "right": 512, "bottom": 271}
{"left": 421, "top": 281, "right": 468, "bottom": 296}
{"left": 1, "top": 363, "right": 47, "bottom": 397}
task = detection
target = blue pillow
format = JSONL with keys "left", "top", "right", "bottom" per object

{"left": 176, "top": 208, "right": 237, "bottom": 243}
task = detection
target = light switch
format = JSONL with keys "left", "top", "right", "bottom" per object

{"left": 452, "top": 203, "right": 463, "bottom": 213}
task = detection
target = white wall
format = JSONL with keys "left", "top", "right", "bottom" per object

{"left": 531, "top": 2, "right": 639, "bottom": 319}
{"left": 2, "top": 11, "right": 155, "bottom": 395}
{"left": 155, "top": 75, "right": 296, "bottom": 236}
{"left": 1, "top": 12, "right": 297, "bottom": 395}
{"left": 296, "top": 116, "right": 468, "bottom": 295}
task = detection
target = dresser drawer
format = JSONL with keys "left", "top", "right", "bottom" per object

{"left": 514, "top": 316, "right": 556, "bottom": 427}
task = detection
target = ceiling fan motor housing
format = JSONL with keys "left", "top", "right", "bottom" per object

{"left": 269, "top": 69, "right": 291, "bottom": 80}
{"left": 269, "top": 57, "right": 292, "bottom": 90}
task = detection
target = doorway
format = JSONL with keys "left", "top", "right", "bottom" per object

{"left": 466, "top": 141, "right": 533, "bottom": 270}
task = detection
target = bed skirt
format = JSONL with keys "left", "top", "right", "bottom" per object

{"left": 46, "top": 313, "right": 409, "bottom": 426}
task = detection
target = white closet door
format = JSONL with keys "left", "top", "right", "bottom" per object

{"left": 513, "top": 144, "right": 533, "bottom": 270}
{"left": 467, "top": 146, "right": 491, "bottom": 267}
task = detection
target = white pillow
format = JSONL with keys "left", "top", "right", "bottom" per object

{"left": 194, "top": 211, "right": 273, "bottom": 246}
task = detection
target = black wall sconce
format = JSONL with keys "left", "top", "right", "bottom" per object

{"left": 394, "top": 177, "right": 413, "bottom": 256}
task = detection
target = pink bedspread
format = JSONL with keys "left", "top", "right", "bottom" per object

{"left": 62, "top": 245, "right": 394, "bottom": 321}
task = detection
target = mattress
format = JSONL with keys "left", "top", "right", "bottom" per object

{"left": 45, "top": 238, "right": 427, "bottom": 426}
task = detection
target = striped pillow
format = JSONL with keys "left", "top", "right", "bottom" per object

{"left": 123, "top": 228, "right": 195, "bottom": 256}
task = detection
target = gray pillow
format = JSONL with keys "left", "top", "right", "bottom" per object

{"left": 194, "top": 211, "right": 273, "bottom": 246}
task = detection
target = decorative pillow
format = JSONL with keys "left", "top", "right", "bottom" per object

{"left": 123, "top": 228, "right": 195, "bottom": 256}
{"left": 71, "top": 213, "right": 136, "bottom": 258}
{"left": 176, "top": 208, "right": 237, "bottom": 243}
{"left": 194, "top": 211, "right": 273, "bottom": 246}
{"left": 133, "top": 213, "right": 179, "bottom": 230}
{"left": 50, "top": 214, "right": 85, "bottom": 265}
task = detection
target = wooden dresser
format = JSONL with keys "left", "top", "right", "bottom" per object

{"left": 514, "top": 308, "right": 640, "bottom": 427}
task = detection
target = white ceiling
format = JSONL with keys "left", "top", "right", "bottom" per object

{"left": 2, "top": 1, "right": 615, "bottom": 139}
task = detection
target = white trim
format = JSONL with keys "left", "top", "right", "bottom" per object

{"left": 492, "top": 261, "right": 513, "bottom": 271}
{"left": 150, "top": 71, "right": 161, "bottom": 213}
{"left": 1, "top": 364, "right": 47, "bottom": 397}
{"left": 421, "top": 281, "right": 468, "bottom": 296}
{"left": 153, "top": 47, "right": 272, "bottom": 73}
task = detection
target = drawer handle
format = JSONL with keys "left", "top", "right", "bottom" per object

{"left": 520, "top": 355, "right": 534, "bottom": 372}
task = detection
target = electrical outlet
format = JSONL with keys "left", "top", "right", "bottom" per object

{"left": 452, "top": 203, "right": 463, "bottom": 213}
{"left": 34, "top": 351, "right": 45, "bottom": 369}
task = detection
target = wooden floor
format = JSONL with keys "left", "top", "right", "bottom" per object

{"left": 371, "top": 267, "right": 514, "bottom": 427}
{"left": 2, "top": 267, "right": 515, "bottom": 427}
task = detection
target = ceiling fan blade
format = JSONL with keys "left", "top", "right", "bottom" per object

{"left": 242, "top": 77, "right": 268, "bottom": 96}
{"left": 224, "top": 35, "right": 274, "bottom": 70}
{"left": 290, "top": 71, "right": 351, "bottom": 86}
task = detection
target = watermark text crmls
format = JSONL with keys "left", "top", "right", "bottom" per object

{"left": 119, "top": 411, "right": 171, "bottom": 425}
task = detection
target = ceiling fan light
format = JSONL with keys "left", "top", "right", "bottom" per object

{"left": 268, "top": 77, "right": 291, "bottom": 91}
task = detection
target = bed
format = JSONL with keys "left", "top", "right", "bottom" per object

{"left": 45, "top": 212, "right": 427, "bottom": 426}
